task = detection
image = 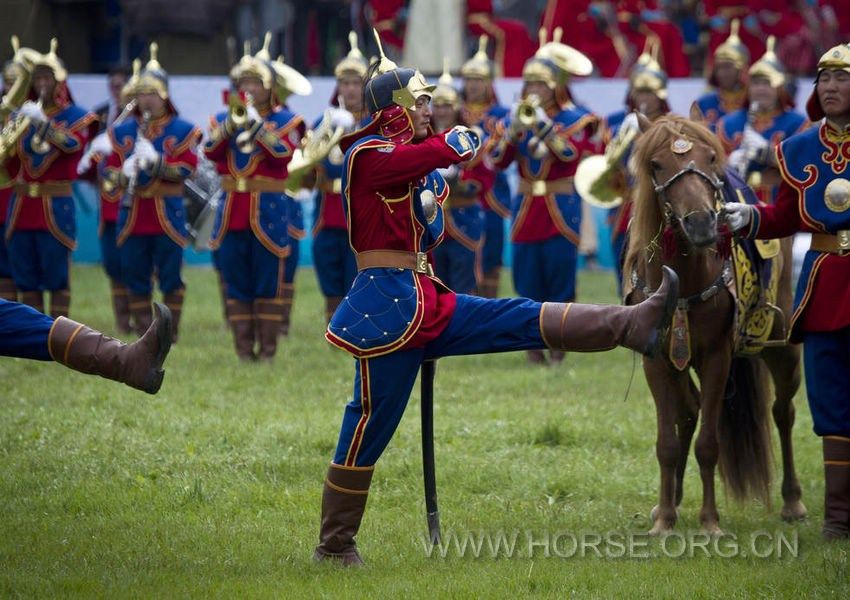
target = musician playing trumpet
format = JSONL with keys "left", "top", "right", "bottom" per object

{"left": 204, "top": 34, "right": 308, "bottom": 361}
{"left": 103, "top": 44, "right": 201, "bottom": 341}
{"left": 4, "top": 38, "right": 97, "bottom": 318}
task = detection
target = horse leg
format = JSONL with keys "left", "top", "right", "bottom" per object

{"left": 674, "top": 376, "right": 700, "bottom": 508}
{"left": 762, "top": 344, "right": 807, "bottom": 521}
{"left": 645, "top": 358, "right": 685, "bottom": 535}
{"left": 693, "top": 353, "right": 732, "bottom": 535}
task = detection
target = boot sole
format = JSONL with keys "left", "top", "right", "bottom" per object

{"left": 645, "top": 266, "right": 680, "bottom": 359}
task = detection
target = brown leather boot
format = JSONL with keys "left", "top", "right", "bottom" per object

{"left": 163, "top": 288, "right": 185, "bottom": 343}
{"left": 110, "top": 280, "right": 132, "bottom": 334}
{"left": 216, "top": 270, "right": 230, "bottom": 324}
{"left": 228, "top": 300, "right": 256, "bottom": 361}
{"left": 325, "top": 296, "right": 343, "bottom": 324}
{"left": 540, "top": 265, "right": 678, "bottom": 357}
{"left": 255, "top": 298, "right": 283, "bottom": 360}
{"left": 47, "top": 302, "right": 173, "bottom": 394}
{"left": 549, "top": 350, "right": 566, "bottom": 364}
{"left": 480, "top": 268, "right": 501, "bottom": 298}
{"left": 50, "top": 289, "right": 71, "bottom": 319}
{"left": 129, "top": 294, "right": 153, "bottom": 337}
{"left": 21, "top": 290, "right": 45, "bottom": 313}
{"left": 314, "top": 463, "right": 374, "bottom": 566}
{"left": 823, "top": 436, "right": 850, "bottom": 540}
{"left": 527, "top": 349, "right": 547, "bottom": 364}
{"left": 279, "top": 283, "right": 294, "bottom": 336}
{"left": 0, "top": 277, "right": 17, "bottom": 301}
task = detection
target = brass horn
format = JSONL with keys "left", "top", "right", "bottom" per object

{"left": 516, "top": 94, "right": 540, "bottom": 129}
{"left": 574, "top": 124, "right": 638, "bottom": 208}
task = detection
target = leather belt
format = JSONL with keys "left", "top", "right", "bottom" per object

{"left": 136, "top": 182, "right": 184, "bottom": 198}
{"left": 518, "top": 178, "right": 575, "bottom": 196}
{"left": 221, "top": 176, "right": 288, "bottom": 193}
{"left": 810, "top": 231, "right": 850, "bottom": 256}
{"left": 446, "top": 194, "right": 478, "bottom": 208}
{"left": 319, "top": 178, "right": 342, "bottom": 194}
{"left": 355, "top": 250, "right": 431, "bottom": 274}
{"left": 15, "top": 181, "right": 73, "bottom": 197}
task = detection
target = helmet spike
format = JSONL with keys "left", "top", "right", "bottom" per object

{"left": 10, "top": 35, "right": 18, "bottom": 53}
{"left": 478, "top": 35, "right": 488, "bottom": 56}
{"left": 553, "top": 27, "right": 563, "bottom": 44}
{"left": 730, "top": 18, "right": 740, "bottom": 39}
{"left": 349, "top": 31, "right": 359, "bottom": 53}
{"left": 372, "top": 28, "right": 397, "bottom": 74}
{"left": 766, "top": 35, "right": 775, "bottom": 55}
{"left": 538, "top": 27, "right": 547, "bottom": 48}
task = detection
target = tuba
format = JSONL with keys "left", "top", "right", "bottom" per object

{"left": 284, "top": 108, "right": 346, "bottom": 193}
{"left": 0, "top": 38, "right": 37, "bottom": 165}
{"left": 575, "top": 122, "right": 638, "bottom": 208}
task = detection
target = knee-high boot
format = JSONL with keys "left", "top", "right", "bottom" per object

{"left": 110, "top": 280, "right": 132, "bottom": 334}
{"left": 50, "top": 289, "right": 71, "bottom": 318}
{"left": 20, "top": 290, "right": 45, "bottom": 314}
{"left": 823, "top": 436, "right": 850, "bottom": 539}
{"left": 325, "top": 296, "right": 343, "bottom": 324}
{"left": 540, "top": 266, "right": 678, "bottom": 357}
{"left": 480, "top": 268, "right": 501, "bottom": 298}
{"left": 279, "top": 283, "right": 294, "bottom": 336}
{"left": 163, "top": 288, "right": 185, "bottom": 343}
{"left": 228, "top": 300, "right": 256, "bottom": 361}
{"left": 48, "top": 302, "right": 173, "bottom": 394}
{"left": 129, "top": 294, "right": 153, "bottom": 337}
{"left": 255, "top": 297, "right": 283, "bottom": 360}
{"left": 0, "top": 277, "right": 17, "bottom": 301}
{"left": 314, "top": 463, "right": 374, "bottom": 566}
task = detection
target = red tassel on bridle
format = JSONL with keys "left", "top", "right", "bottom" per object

{"left": 716, "top": 223, "right": 732, "bottom": 260}
{"left": 661, "top": 223, "right": 678, "bottom": 260}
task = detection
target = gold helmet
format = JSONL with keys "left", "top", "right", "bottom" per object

{"left": 119, "top": 58, "right": 141, "bottom": 105}
{"left": 432, "top": 57, "right": 459, "bottom": 108}
{"left": 807, "top": 43, "right": 850, "bottom": 120}
{"left": 461, "top": 35, "right": 494, "bottom": 80}
{"left": 271, "top": 53, "right": 312, "bottom": 104}
{"left": 31, "top": 37, "right": 67, "bottom": 82}
{"left": 334, "top": 31, "right": 368, "bottom": 80}
{"left": 713, "top": 19, "right": 750, "bottom": 70}
{"left": 136, "top": 42, "right": 170, "bottom": 99}
{"left": 230, "top": 34, "right": 275, "bottom": 89}
{"left": 748, "top": 36, "right": 786, "bottom": 88}
{"left": 535, "top": 27, "right": 593, "bottom": 80}
{"left": 629, "top": 40, "right": 668, "bottom": 100}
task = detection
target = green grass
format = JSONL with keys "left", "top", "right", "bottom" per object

{"left": 1, "top": 265, "right": 847, "bottom": 598}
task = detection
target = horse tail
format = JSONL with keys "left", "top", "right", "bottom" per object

{"left": 717, "top": 355, "right": 774, "bottom": 503}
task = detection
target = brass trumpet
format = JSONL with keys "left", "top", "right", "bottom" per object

{"left": 516, "top": 94, "right": 541, "bottom": 129}
{"left": 574, "top": 123, "right": 638, "bottom": 208}
{"left": 228, "top": 90, "right": 250, "bottom": 129}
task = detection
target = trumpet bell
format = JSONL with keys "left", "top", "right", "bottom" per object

{"left": 575, "top": 154, "right": 625, "bottom": 208}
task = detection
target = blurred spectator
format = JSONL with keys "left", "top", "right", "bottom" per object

{"left": 467, "top": 0, "right": 537, "bottom": 77}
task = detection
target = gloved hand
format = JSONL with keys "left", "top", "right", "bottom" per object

{"left": 327, "top": 107, "right": 355, "bottom": 131}
{"left": 741, "top": 127, "right": 769, "bottom": 163}
{"left": 90, "top": 132, "right": 113, "bottom": 156}
{"left": 19, "top": 101, "right": 47, "bottom": 124}
{"left": 727, "top": 148, "right": 748, "bottom": 177}
{"left": 723, "top": 201, "right": 754, "bottom": 232}
{"left": 436, "top": 165, "right": 459, "bottom": 182}
{"left": 246, "top": 104, "right": 261, "bottom": 124}
{"left": 446, "top": 125, "right": 481, "bottom": 159}
{"left": 122, "top": 156, "right": 140, "bottom": 180}
{"left": 134, "top": 137, "right": 159, "bottom": 166}
{"left": 76, "top": 150, "right": 94, "bottom": 175}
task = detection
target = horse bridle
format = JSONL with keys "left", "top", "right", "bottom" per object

{"left": 651, "top": 160, "right": 725, "bottom": 224}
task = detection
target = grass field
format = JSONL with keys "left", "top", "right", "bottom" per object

{"left": 1, "top": 265, "right": 847, "bottom": 598}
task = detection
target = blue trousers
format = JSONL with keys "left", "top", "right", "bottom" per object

{"left": 481, "top": 211, "right": 505, "bottom": 273}
{"left": 313, "top": 228, "right": 356, "bottom": 298}
{"left": 804, "top": 327, "right": 850, "bottom": 437}
{"left": 432, "top": 239, "right": 477, "bottom": 295}
{"left": 0, "top": 223, "right": 12, "bottom": 278}
{"left": 99, "top": 222, "right": 123, "bottom": 282}
{"left": 217, "top": 230, "right": 286, "bottom": 301}
{"left": 333, "top": 294, "right": 545, "bottom": 467}
{"left": 120, "top": 234, "right": 184, "bottom": 296}
{"left": 0, "top": 298, "right": 53, "bottom": 360}
{"left": 285, "top": 237, "right": 299, "bottom": 285}
{"left": 7, "top": 230, "right": 70, "bottom": 291}
{"left": 512, "top": 236, "right": 577, "bottom": 303}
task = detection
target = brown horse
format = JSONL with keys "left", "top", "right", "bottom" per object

{"left": 623, "top": 113, "right": 807, "bottom": 535}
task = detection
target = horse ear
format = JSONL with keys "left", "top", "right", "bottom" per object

{"left": 636, "top": 111, "right": 652, "bottom": 133}
{"left": 689, "top": 101, "right": 706, "bottom": 124}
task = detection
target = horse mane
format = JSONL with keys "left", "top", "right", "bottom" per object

{"left": 623, "top": 115, "right": 726, "bottom": 279}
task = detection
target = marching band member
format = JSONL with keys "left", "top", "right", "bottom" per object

{"left": 459, "top": 35, "right": 511, "bottom": 299}
{"left": 104, "top": 44, "right": 201, "bottom": 340}
{"left": 5, "top": 38, "right": 97, "bottom": 317}
{"left": 313, "top": 32, "right": 679, "bottom": 566}
{"left": 694, "top": 19, "right": 750, "bottom": 131}
{"left": 204, "top": 36, "right": 307, "bottom": 360}
{"left": 491, "top": 29, "right": 603, "bottom": 365}
{"left": 0, "top": 57, "right": 23, "bottom": 302}
{"left": 724, "top": 43, "right": 850, "bottom": 540}
{"left": 717, "top": 37, "right": 809, "bottom": 204}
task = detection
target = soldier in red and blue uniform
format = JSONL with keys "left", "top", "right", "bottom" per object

{"left": 103, "top": 44, "right": 201, "bottom": 340}
{"left": 0, "top": 58, "right": 22, "bottom": 302}
{"left": 313, "top": 37, "right": 679, "bottom": 566}
{"left": 491, "top": 33, "right": 602, "bottom": 364}
{"left": 430, "top": 63, "right": 484, "bottom": 295}
{"left": 205, "top": 36, "right": 308, "bottom": 360}
{"left": 459, "top": 35, "right": 511, "bottom": 298}
{"left": 5, "top": 39, "right": 97, "bottom": 317}
{"left": 718, "top": 37, "right": 809, "bottom": 204}
{"left": 724, "top": 43, "right": 850, "bottom": 540}
{"left": 310, "top": 33, "right": 368, "bottom": 323}
{"left": 695, "top": 19, "right": 750, "bottom": 132}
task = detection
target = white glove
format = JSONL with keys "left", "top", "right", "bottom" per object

{"left": 19, "top": 101, "right": 47, "bottom": 124}
{"left": 122, "top": 157, "right": 140, "bottom": 179}
{"left": 742, "top": 127, "right": 768, "bottom": 161}
{"left": 621, "top": 112, "right": 640, "bottom": 133}
{"left": 723, "top": 201, "right": 754, "bottom": 231}
{"left": 293, "top": 189, "right": 312, "bottom": 202}
{"left": 134, "top": 137, "right": 159, "bottom": 165}
{"left": 727, "top": 148, "right": 748, "bottom": 176}
{"left": 327, "top": 107, "right": 355, "bottom": 131}
{"left": 76, "top": 151, "right": 93, "bottom": 175}
{"left": 90, "top": 132, "right": 112, "bottom": 156}
{"left": 246, "top": 104, "right": 262, "bottom": 124}
{"left": 437, "top": 165, "right": 458, "bottom": 180}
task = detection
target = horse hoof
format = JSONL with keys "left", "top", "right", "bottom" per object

{"left": 781, "top": 501, "right": 808, "bottom": 522}
{"left": 701, "top": 523, "right": 723, "bottom": 537}
{"left": 648, "top": 522, "right": 675, "bottom": 537}
{"left": 650, "top": 505, "right": 680, "bottom": 522}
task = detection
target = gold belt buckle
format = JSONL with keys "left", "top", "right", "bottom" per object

{"left": 415, "top": 252, "right": 428, "bottom": 274}
{"left": 332, "top": 178, "right": 342, "bottom": 194}
{"left": 236, "top": 178, "right": 248, "bottom": 192}
{"left": 27, "top": 182, "right": 40, "bottom": 197}
{"left": 838, "top": 230, "right": 850, "bottom": 255}
{"left": 531, "top": 180, "right": 547, "bottom": 196}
